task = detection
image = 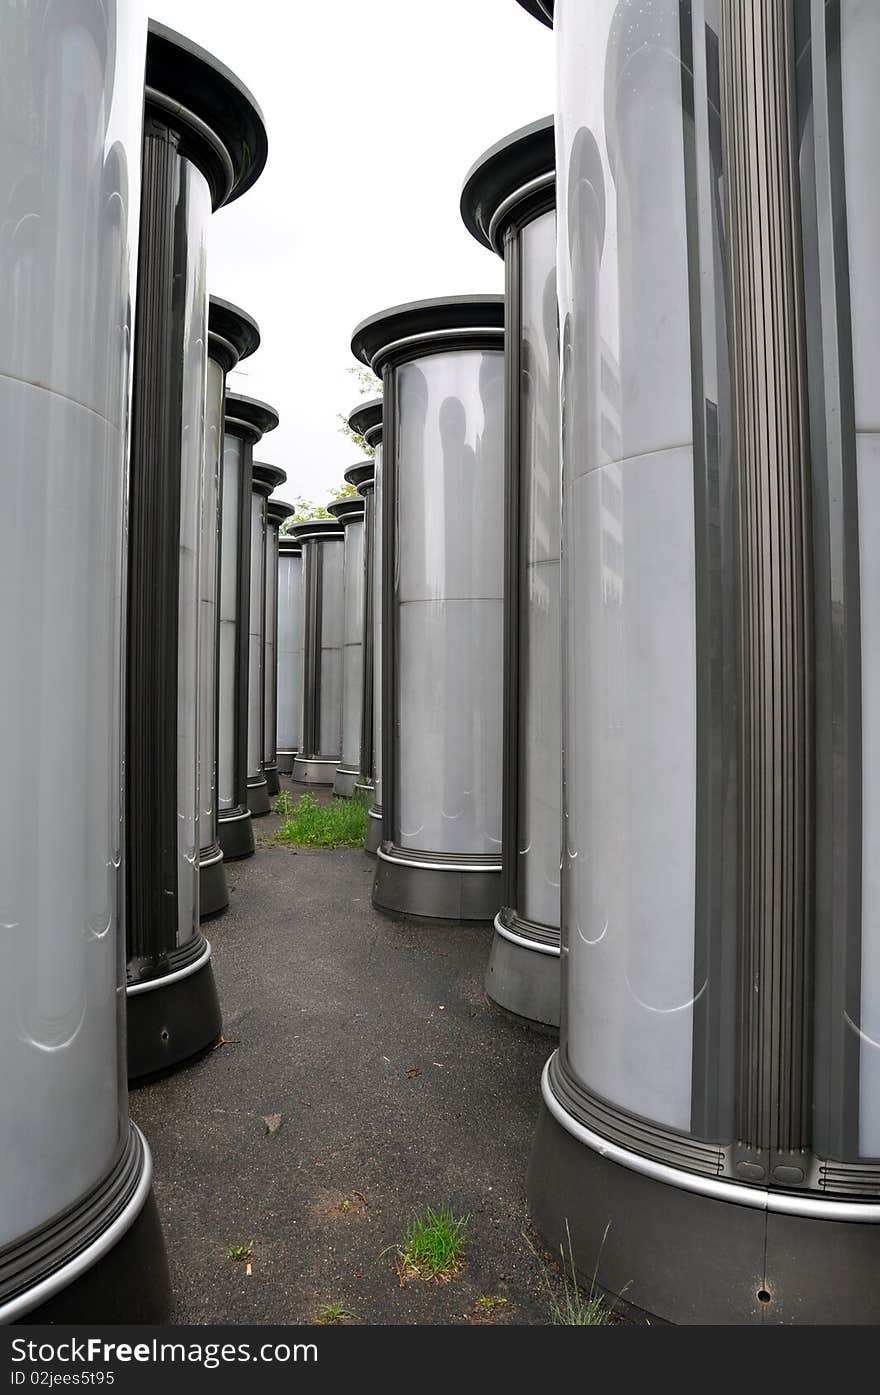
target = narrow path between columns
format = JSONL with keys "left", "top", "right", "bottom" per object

{"left": 130, "top": 777, "right": 562, "bottom": 1325}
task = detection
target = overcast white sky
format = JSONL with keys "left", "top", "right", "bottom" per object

{"left": 149, "top": 0, "right": 554, "bottom": 507}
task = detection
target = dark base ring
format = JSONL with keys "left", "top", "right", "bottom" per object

{"left": 528, "top": 1080, "right": 880, "bottom": 1324}
{"left": 372, "top": 847, "right": 501, "bottom": 923}
{"left": 126, "top": 952, "right": 222, "bottom": 1081}
{"left": 218, "top": 807, "right": 255, "bottom": 861}
{"left": 364, "top": 804, "right": 383, "bottom": 857}
{"left": 485, "top": 914, "right": 560, "bottom": 1028}
{"left": 247, "top": 777, "right": 271, "bottom": 816}
{"left": 198, "top": 846, "right": 229, "bottom": 920}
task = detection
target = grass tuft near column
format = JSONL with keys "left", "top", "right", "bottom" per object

{"left": 268, "top": 792, "right": 369, "bottom": 849}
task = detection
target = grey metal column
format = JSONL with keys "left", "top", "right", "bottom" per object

{"left": 292, "top": 519, "right": 346, "bottom": 785}
{"left": 0, "top": 0, "right": 170, "bottom": 1324}
{"left": 352, "top": 296, "right": 506, "bottom": 922}
{"left": 347, "top": 462, "right": 376, "bottom": 806}
{"left": 217, "top": 394, "right": 279, "bottom": 859}
{"left": 347, "top": 401, "right": 384, "bottom": 853}
{"left": 263, "top": 499, "right": 295, "bottom": 796}
{"left": 247, "top": 462, "right": 287, "bottom": 815}
{"left": 125, "top": 23, "right": 267, "bottom": 1081}
{"left": 277, "top": 534, "right": 304, "bottom": 773}
{"left": 199, "top": 298, "right": 260, "bottom": 920}
{"left": 462, "top": 118, "right": 560, "bottom": 1027}
{"left": 328, "top": 493, "right": 367, "bottom": 797}
{"left": 521, "top": 0, "right": 880, "bottom": 1326}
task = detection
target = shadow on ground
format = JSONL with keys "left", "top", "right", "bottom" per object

{"left": 130, "top": 777, "right": 562, "bottom": 1325}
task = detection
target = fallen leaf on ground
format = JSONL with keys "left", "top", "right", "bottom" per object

{"left": 405, "top": 1067, "right": 421, "bottom": 1079}
{"left": 262, "top": 1113, "right": 283, "bottom": 1135}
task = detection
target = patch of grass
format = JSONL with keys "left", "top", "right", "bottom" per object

{"left": 477, "top": 1294, "right": 509, "bottom": 1314}
{"left": 272, "top": 789, "right": 295, "bottom": 816}
{"left": 314, "top": 1301, "right": 357, "bottom": 1325}
{"left": 397, "top": 1204, "right": 468, "bottom": 1282}
{"left": 226, "top": 1240, "right": 254, "bottom": 1263}
{"left": 268, "top": 792, "right": 369, "bottom": 849}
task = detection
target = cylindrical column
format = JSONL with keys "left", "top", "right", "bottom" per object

{"left": 352, "top": 296, "right": 506, "bottom": 922}
{"left": 462, "top": 118, "right": 560, "bottom": 1026}
{"left": 217, "top": 394, "right": 279, "bottom": 859}
{"left": 524, "top": 0, "right": 880, "bottom": 1326}
{"left": 277, "top": 535, "right": 304, "bottom": 773}
{"left": 199, "top": 298, "right": 260, "bottom": 919}
{"left": 0, "top": 0, "right": 170, "bottom": 1324}
{"left": 125, "top": 23, "right": 267, "bottom": 1081}
{"left": 246, "top": 463, "right": 287, "bottom": 815}
{"left": 292, "top": 520, "right": 347, "bottom": 785}
{"left": 347, "top": 401, "right": 384, "bottom": 853}
{"left": 263, "top": 498, "right": 294, "bottom": 796}
{"left": 329, "top": 493, "right": 368, "bottom": 797}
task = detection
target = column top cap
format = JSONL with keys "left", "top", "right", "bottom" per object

{"left": 146, "top": 20, "right": 268, "bottom": 209}
{"left": 461, "top": 117, "right": 555, "bottom": 255}
{"left": 208, "top": 297, "right": 260, "bottom": 372}
{"left": 351, "top": 295, "right": 504, "bottom": 376}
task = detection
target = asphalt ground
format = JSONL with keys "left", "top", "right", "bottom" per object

{"left": 129, "top": 777, "right": 564, "bottom": 1326}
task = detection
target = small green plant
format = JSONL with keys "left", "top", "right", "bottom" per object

{"left": 273, "top": 789, "right": 294, "bottom": 816}
{"left": 226, "top": 1240, "right": 254, "bottom": 1263}
{"left": 528, "top": 1221, "right": 614, "bottom": 1326}
{"left": 339, "top": 1198, "right": 352, "bottom": 1215}
{"left": 268, "top": 793, "right": 369, "bottom": 849}
{"left": 397, "top": 1204, "right": 468, "bottom": 1282}
{"left": 477, "top": 1294, "right": 509, "bottom": 1314}
{"left": 315, "top": 1301, "right": 357, "bottom": 1325}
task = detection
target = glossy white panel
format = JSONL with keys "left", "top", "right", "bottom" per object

{"left": 247, "top": 494, "right": 265, "bottom": 780}
{"left": 341, "top": 520, "right": 365, "bottom": 769}
{"left": 0, "top": 0, "right": 144, "bottom": 1246}
{"left": 517, "top": 210, "right": 561, "bottom": 929}
{"left": 0, "top": 384, "right": 127, "bottom": 1244}
{"left": 217, "top": 435, "right": 242, "bottom": 809}
{"left": 564, "top": 450, "right": 697, "bottom": 1131}
{"left": 263, "top": 522, "right": 279, "bottom": 765}
{"left": 316, "top": 538, "right": 344, "bottom": 759}
{"left": 175, "top": 164, "right": 209, "bottom": 946}
{"left": 277, "top": 551, "right": 303, "bottom": 754}
{"left": 841, "top": 0, "right": 880, "bottom": 432}
{"left": 397, "top": 599, "right": 503, "bottom": 857}
{"left": 392, "top": 349, "right": 504, "bottom": 856}
{"left": 857, "top": 434, "right": 880, "bottom": 1153}
{"left": 198, "top": 357, "right": 224, "bottom": 853}
{"left": 396, "top": 352, "right": 505, "bottom": 604}
{"left": 557, "top": 0, "right": 692, "bottom": 478}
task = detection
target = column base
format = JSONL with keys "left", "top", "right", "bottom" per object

{"left": 0, "top": 1125, "right": 170, "bottom": 1324}
{"left": 372, "top": 844, "right": 502, "bottom": 923}
{"left": 333, "top": 764, "right": 360, "bottom": 798}
{"left": 276, "top": 748, "right": 297, "bottom": 775}
{"left": 364, "top": 803, "right": 383, "bottom": 856}
{"left": 264, "top": 762, "right": 280, "bottom": 797}
{"left": 355, "top": 779, "right": 374, "bottom": 801}
{"left": 126, "top": 937, "right": 222, "bottom": 1081}
{"left": 528, "top": 1056, "right": 880, "bottom": 1324}
{"left": 293, "top": 755, "right": 338, "bottom": 785}
{"left": 198, "top": 844, "right": 229, "bottom": 920}
{"left": 247, "top": 776, "right": 270, "bottom": 816}
{"left": 218, "top": 805, "right": 255, "bottom": 860}
{"left": 486, "top": 911, "right": 560, "bottom": 1029}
